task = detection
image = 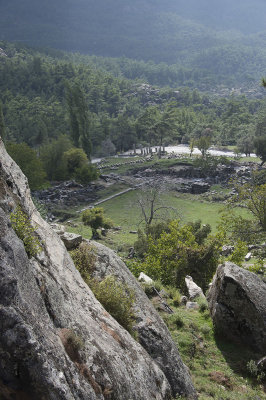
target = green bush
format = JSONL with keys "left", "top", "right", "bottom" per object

{"left": 7, "top": 142, "right": 49, "bottom": 190}
{"left": 134, "top": 221, "right": 171, "bottom": 258}
{"left": 82, "top": 207, "right": 113, "bottom": 239}
{"left": 126, "top": 259, "right": 143, "bottom": 278}
{"left": 140, "top": 220, "right": 221, "bottom": 292}
{"left": 70, "top": 242, "right": 96, "bottom": 281}
{"left": 200, "top": 323, "right": 212, "bottom": 336}
{"left": 71, "top": 247, "right": 137, "bottom": 336}
{"left": 142, "top": 283, "right": 155, "bottom": 298}
{"left": 90, "top": 275, "right": 136, "bottom": 336}
{"left": 246, "top": 360, "right": 265, "bottom": 382}
{"left": 167, "top": 286, "right": 182, "bottom": 307}
{"left": 248, "top": 259, "right": 265, "bottom": 275}
{"left": 227, "top": 240, "right": 248, "bottom": 267}
{"left": 74, "top": 164, "right": 99, "bottom": 184}
{"left": 196, "top": 296, "right": 209, "bottom": 313}
{"left": 10, "top": 206, "right": 42, "bottom": 257}
{"left": 166, "top": 313, "right": 184, "bottom": 329}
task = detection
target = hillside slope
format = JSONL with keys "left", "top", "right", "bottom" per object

{"left": 1, "top": 0, "right": 266, "bottom": 64}
{"left": 0, "top": 136, "right": 197, "bottom": 399}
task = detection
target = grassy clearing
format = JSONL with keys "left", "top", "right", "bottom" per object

{"left": 233, "top": 156, "right": 261, "bottom": 163}
{"left": 67, "top": 187, "right": 252, "bottom": 252}
{"left": 156, "top": 299, "right": 266, "bottom": 400}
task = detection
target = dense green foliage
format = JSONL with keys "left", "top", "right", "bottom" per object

{"left": 1, "top": 41, "right": 265, "bottom": 189}
{"left": 1, "top": 0, "right": 266, "bottom": 90}
{"left": 1, "top": 41, "right": 265, "bottom": 161}
{"left": 219, "top": 178, "right": 266, "bottom": 247}
{"left": 137, "top": 220, "right": 221, "bottom": 292}
{"left": 6, "top": 142, "right": 48, "bottom": 190}
{"left": 10, "top": 206, "right": 42, "bottom": 257}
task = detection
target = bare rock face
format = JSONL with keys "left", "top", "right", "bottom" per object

{"left": 208, "top": 262, "right": 266, "bottom": 356}
{"left": 185, "top": 276, "right": 205, "bottom": 300}
{"left": 0, "top": 136, "right": 197, "bottom": 400}
{"left": 89, "top": 240, "right": 197, "bottom": 399}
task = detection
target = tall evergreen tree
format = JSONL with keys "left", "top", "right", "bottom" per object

{"left": 65, "top": 83, "right": 92, "bottom": 159}
{"left": 0, "top": 102, "right": 6, "bottom": 142}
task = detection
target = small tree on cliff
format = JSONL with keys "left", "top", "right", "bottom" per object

{"left": 82, "top": 207, "right": 113, "bottom": 239}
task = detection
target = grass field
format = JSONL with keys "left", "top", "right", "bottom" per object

{"left": 68, "top": 187, "right": 252, "bottom": 251}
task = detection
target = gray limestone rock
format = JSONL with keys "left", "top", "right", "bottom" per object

{"left": 186, "top": 302, "right": 200, "bottom": 310}
{"left": 0, "top": 136, "right": 197, "bottom": 399}
{"left": 60, "top": 232, "right": 83, "bottom": 250}
{"left": 185, "top": 276, "right": 205, "bottom": 300}
{"left": 89, "top": 240, "right": 197, "bottom": 399}
{"left": 207, "top": 262, "right": 266, "bottom": 356}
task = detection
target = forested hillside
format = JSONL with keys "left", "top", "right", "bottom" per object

{"left": 1, "top": 0, "right": 266, "bottom": 89}
{"left": 1, "top": 40, "right": 266, "bottom": 191}
{"left": 1, "top": 41, "right": 265, "bottom": 151}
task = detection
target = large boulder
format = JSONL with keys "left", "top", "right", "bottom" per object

{"left": 185, "top": 276, "right": 205, "bottom": 300}
{"left": 89, "top": 240, "right": 197, "bottom": 399}
{"left": 60, "top": 232, "right": 82, "bottom": 250}
{"left": 208, "top": 262, "right": 266, "bottom": 356}
{"left": 0, "top": 136, "right": 197, "bottom": 400}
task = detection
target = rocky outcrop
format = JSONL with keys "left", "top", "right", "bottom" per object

{"left": 0, "top": 136, "right": 197, "bottom": 399}
{"left": 89, "top": 240, "right": 197, "bottom": 398}
{"left": 208, "top": 262, "right": 266, "bottom": 356}
{"left": 185, "top": 276, "right": 205, "bottom": 300}
{"left": 33, "top": 180, "right": 100, "bottom": 207}
{"left": 60, "top": 232, "right": 83, "bottom": 250}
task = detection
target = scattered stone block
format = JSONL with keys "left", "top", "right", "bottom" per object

{"left": 138, "top": 272, "right": 153, "bottom": 284}
{"left": 186, "top": 302, "right": 199, "bottom": 310}
{"left": 185, "top": 275, "right": 205, "bottom": 300}
{"left": 60, "top": 232, "right": 82, "bottom": 250}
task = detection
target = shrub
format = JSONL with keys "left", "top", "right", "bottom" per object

{"left": 63, "top": 147, "right": 88, "bottom": 176}
{"left": 70, "top": 242, "right": 96, "bottom": 281}
{"left": 71, "top": 248, "right": 137, "bottom": 336}
{"left": 140, "top": 220, "right": 221, "bottom": 292}
{"left": 172, "top": 292, "right": 182, "bottom": 307}
{"left": 196, "top": 296, "right": 209, "bottom": 313}
{"left": 167, "top": 286, "right": 182, "bottom": 307}
{"left": 125, "top": 259, "right": 143, "bottom": 278}
{"left": 74, "top": 164, "right": 99, "bottom": 184}
{"left": 166, "top": 313, "right": 184, "bottom": 329}
{"left": 142, "top": 283, "right": 155, "bottom": 298}
{"left": 10, "top": 206, "right": 42, "bottom": 257}
{"left": 134, "top": 221, "right": 171, "bottom": 258}
{"left": 200, "top": 323, "right": 212, "bottom": 336}
{"left": 82, "top": 207, "right": 113, "bottom": 239}
{"left": 59, "top": 328, "right": 84, "bottom": 363}
{"left": 227, "top": 240, "right": 248, "bottom": 267}
{"left": 6, "top": 142, "right": 49, "bottom": 190}
{"left": 246, "top": 360, "right": 265, "bottom": 382}
{"left": 248, "top": 259, "right": 265, "bottom": 275}
{"left": 90, "top": 275, "right": 136, "bottom": 336}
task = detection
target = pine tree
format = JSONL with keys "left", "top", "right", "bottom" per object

{"left": 65, "top": 83, "right": 92, "bottom": 159}
{"left": 0, "top": 102, "right": 6, "bottom": 142}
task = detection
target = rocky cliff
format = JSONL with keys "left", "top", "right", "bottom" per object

{"left": 208, "top": 262, "right": 266, "bottom": 357}
{"left": 0, "top": 136, "right": 197, "bottom": 400}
